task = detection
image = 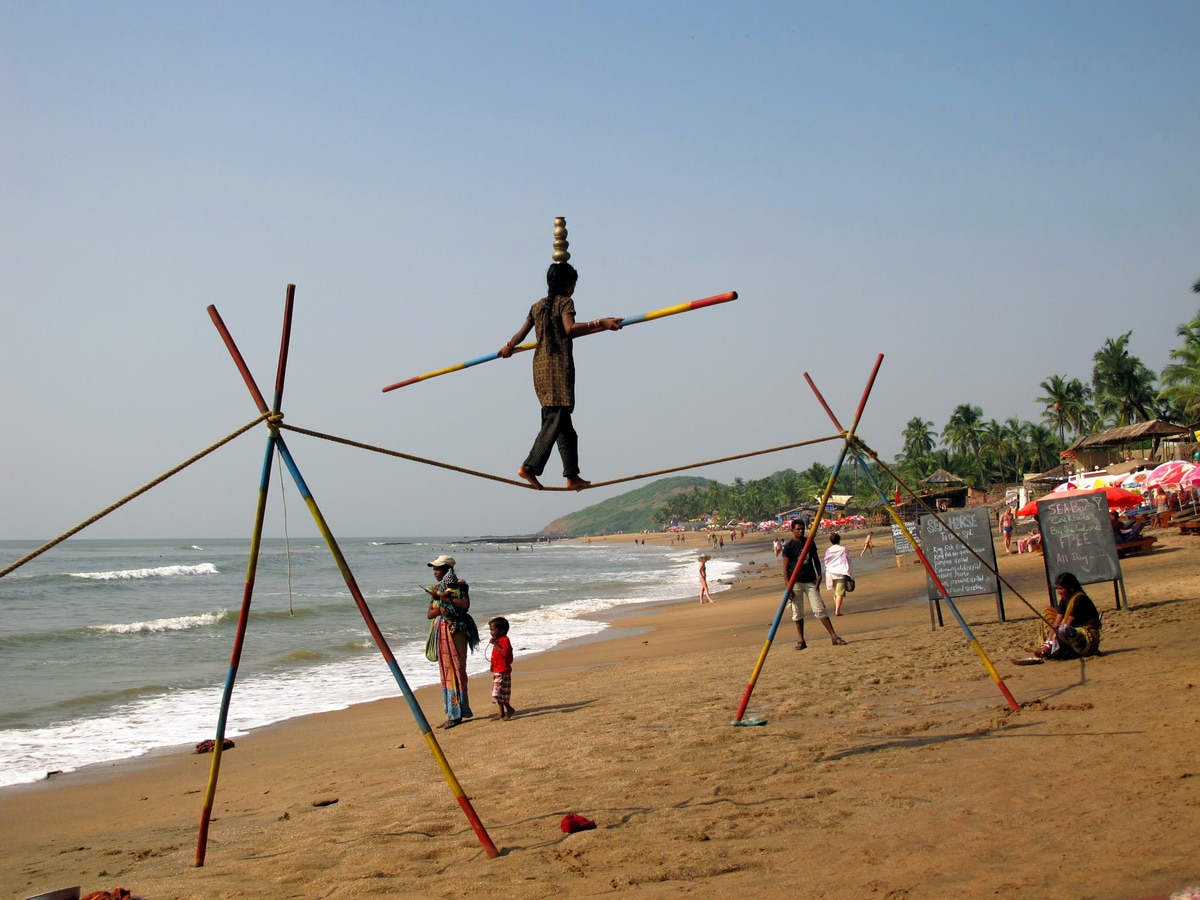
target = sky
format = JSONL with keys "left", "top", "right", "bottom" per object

{"left": 2, "top": 1, "right": 1198, "bottom": 541}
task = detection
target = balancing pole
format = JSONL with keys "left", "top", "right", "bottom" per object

{"left": 196, "top": 286, "right": 294, "bottom": 866}
{"left": 732, "top": 355, "right": 883, "bottom": 725}
{"left": 802, "top": 374, "right": 1021, "bottom": 713}
{"left": 204, "top": 294, "right": 500, "bottom": 861}
{"left": 381, "top": 291, "right": 737, "bottom": 392}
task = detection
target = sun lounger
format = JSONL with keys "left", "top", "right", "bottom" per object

{"left": 1116, "top": 535, "right": 1157, "bottom": 557}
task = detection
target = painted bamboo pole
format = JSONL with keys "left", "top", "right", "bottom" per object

{"left": 801, "top": 369, "right": 1021, "bottom": 712}
{"left": 203, "top": 296, "right": 500, "bottom": 860}
{"left": 195, "top": 432, "right": 277, "bottom": 866}
{"left": 271, "top": 433, "right": 499, "bottom": 857}
{"left": 196, "top": 288, "right": 294, "bottom": 867}
{"left": 381, "top": 290, "right": 737, "bottom": 392}
{"left": 850, "top": 451, "right": 1020, "bottom": 711}
{"left": 731, "top": 355, "right": 883, "bottom": 724}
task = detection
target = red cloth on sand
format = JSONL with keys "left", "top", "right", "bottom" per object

{"left": 560, "top": 814, "right": 597, "bottom": 833}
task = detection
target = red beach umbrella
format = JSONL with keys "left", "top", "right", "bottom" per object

{"left": 1016, "top": 485, "right": 1144, "bottom": 517}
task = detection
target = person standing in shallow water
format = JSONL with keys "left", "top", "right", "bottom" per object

{"left": 499, "top": 220, "right": 622, "bottom": 491}
{"left": 698, "top": 555, "right": 715, "bottom": 603}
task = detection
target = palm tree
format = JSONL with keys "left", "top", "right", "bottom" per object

{"left": 1024, "top": 424, "right": 1060, "bottom": 473}
{"left": 1064, "top": 378, "right": 1096, "bottom": 436}
{"left": 979, "top": 419, "right": 1006, "bottom": 486}
{"left": 901, "top": 417, "right": 937, "bottom": 460}
{"left": 1036, "top": 375, "right": 1073, "bottom": 447}
{"left": 942, "top": 404, "right": 985, "bottom": 485}
{"left": 1092, "top": 332, "right": 1159, "bottom": 425}
{"left": 1002, "top": 417, "right": 1028, "bottom": 481}
{"left": 1159, "top": 309, "right": 1200, "bottom": 420}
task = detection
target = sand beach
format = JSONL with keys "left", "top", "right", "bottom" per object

{"left": 2, "top": 526, "right": 1198, "bottom": 899}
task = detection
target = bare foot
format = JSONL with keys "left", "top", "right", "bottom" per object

{"left": 831, "top": 637, "right": 848, "bottom": 646}
{"left": 566, "top": 476, "right": 592, "bottom": 491}
{"left": 795, "top": 641, "right": 807, "bottom": 650}
{"left": 517, "top": 466, "right": 543, "bottom": 490}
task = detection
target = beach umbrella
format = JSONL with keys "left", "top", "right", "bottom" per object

{"left": 1120, "top": 470, "right": 1152, "bottom": 488}
{"left": 1145, "top": 460, "right": 1198, "bottom": 487}
{"left": 1016, "top": 485, "right": 1144, "bottom": 517}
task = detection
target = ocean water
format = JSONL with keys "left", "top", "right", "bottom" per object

{"left": 0, "top": 536, "right": 739, "bottom": 787}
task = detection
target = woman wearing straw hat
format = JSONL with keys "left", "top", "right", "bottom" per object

{"left": 424, "top": 555, "right": 479, "bottom": 728}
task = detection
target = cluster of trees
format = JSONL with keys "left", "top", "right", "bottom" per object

{"left": 655, "top": 463, "right": 845, "bottom": 527}
{"left": 654, "top": 305, "right": 1200, "bottom": 528}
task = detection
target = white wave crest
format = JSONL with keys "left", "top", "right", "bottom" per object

{"left": 68, "top": 563, "right": 219, "bottom": 581}
{"left": 89, "top": 610, "right": 229, "bottom": 634}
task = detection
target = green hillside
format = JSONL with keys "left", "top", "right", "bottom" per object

{"left": 540, "top": 476, "right": 713, "bottom": 536}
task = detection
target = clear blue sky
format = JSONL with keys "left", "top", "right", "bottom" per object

{"left": 2, "top": 1, "right": 1198, "bottom": 540}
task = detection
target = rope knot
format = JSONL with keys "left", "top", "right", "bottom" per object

{"left": 267, "top": 412, "right": 284, "bottom": 432}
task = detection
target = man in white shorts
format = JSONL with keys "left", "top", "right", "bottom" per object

{"left": 781, "top": 520, "right": 848, "bottom": 650}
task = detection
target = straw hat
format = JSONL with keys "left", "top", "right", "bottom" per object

{"left": 427, "top": 555, "right": 456, "bottom": 568}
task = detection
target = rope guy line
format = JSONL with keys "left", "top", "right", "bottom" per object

{"left": 851, "top": 436, "right": 1055, "bottom": 628}
{"left": 278, "top": 422, "right": 848, "bottom": 491}
{"left": 0, "top": 413, "right": 270, "bottom": 579}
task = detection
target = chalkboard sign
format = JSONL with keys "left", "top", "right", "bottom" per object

{"left": 891, "top": 521, "right": 920, "bottom": 555}
{"left": 920, "top": 508, "right": 1000, "bottom": 605}
{"left": 1036, "top": 492, "right": 1122, "bottom": 588}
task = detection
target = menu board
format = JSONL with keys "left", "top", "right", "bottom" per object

{"left": 1036, "top": 492, "right": 1121, "bottom": 587}
{"left": 920, "top": 508, "right": 999, "bottom": 601}
{"left": 891, "top": 521, "right": 920, "bottom": 555}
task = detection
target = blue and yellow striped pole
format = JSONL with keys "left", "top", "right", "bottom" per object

{"left": 200, "top": 291, "right": 499, "bottom": 864}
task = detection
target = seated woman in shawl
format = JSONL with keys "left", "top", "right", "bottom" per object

{"left": 1034, "top": 572, "right": 1101, "bottom": 660}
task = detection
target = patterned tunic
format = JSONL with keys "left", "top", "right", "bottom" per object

{"left": 529, "top": 294, "right": 576, "bottom": 407}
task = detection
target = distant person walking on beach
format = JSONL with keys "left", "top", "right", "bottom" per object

{"left": 782, "top": 521, "right": 848, "bottom": 649}
{"left": 499, "top": 221, "right": 622, "bottom": 491}
{"left": 860, "top": 532, "right": 874, "bottom": 557}
{"left": 823, "top": 533, "right": 852, "bottom": 617}
{"left": 999, "top": 507, "right": 1016, "bottom": 554}
{"left": 698, "top": 555, "right": 715, "bottom": 603}
{"left": 487, "top": 617, "right": 515, "bottom": 720}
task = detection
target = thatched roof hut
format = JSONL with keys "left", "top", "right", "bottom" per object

{"left": 1066, "top": 420, "right": 1190, "bottom": 451}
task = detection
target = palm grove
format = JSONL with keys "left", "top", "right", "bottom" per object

{"left": 655, "top": 305, "right": 1200, "bottom": 528}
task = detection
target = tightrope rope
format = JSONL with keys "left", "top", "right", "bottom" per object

{"left": 0, "top": 414, "right": 269, "bottom": 579}
{"left": 278, "top": 423, "right": 847, "bottom": 490}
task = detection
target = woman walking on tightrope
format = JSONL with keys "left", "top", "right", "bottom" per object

{"left": 499, "top": 219, "right": 622, "bottom": 491}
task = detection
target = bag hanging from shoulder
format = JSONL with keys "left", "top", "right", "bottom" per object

{"left": 425, "top": 617, "right": 439, "bottom": 662}
{"left": 844, "top": 575, "right": 856, "bottom": 593}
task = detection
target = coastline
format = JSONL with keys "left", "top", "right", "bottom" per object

{"left": 3, "top": 526, "right": 1198, "bottom": 898}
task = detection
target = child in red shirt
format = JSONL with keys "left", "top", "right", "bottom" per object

{"left": 487, "top": 617, "right": 515, "bottom": 720}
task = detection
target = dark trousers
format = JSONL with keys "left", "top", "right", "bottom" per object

{"left": 523, "top": 405, "right": 578, "bottom": 478}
